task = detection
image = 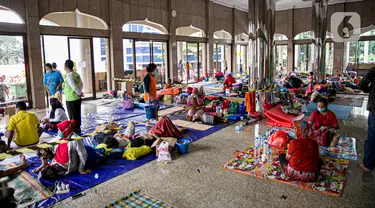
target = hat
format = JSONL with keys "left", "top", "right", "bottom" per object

{"left": 57, "top": 120, "right": 76, "bottom": 138}
{"left": 228, "top": 72, "right": 233, "bottom": 75}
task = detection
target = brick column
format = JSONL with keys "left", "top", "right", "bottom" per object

{"left": 109, "top": 0, "right": 124, "bottom": 90}
{"left": 25, "top": 0, "right": 45, "bottom": 109}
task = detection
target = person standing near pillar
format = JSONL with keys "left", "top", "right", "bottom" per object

{"left": 358, "top": 67, "right": 375, "bottom": 172}
{"left": 64, "top": 60, "right": 83, "bottom": 133}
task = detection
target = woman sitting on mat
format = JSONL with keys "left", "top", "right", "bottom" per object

{"left": 42, "top": 98, "right": 68, "bottom": 130}
{"left": 223, "top": 72, "right": 236, "bottom": 93}
{"left": 309, "top": 98, "right": 340, "bottom": 149}
{"left": 186, "top": 88, "right": 205, "bottom": 122}
{"left": 279, "top": 121, "right": 323, "bottom": 182}
{"left": 33, "top": 120, "right": 98, "bottom": 178}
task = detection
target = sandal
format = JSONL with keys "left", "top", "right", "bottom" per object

{"left": 359, "top": 164, "right": 372, "bottom": 172}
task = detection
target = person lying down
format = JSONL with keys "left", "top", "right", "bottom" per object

{"left": 33, "top": 120, "right": 103, "bottom": 179}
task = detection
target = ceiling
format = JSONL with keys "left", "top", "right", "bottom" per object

{"left": 212, "top": 0, "right": 364, "bottom": 12}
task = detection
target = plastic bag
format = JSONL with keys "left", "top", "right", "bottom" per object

{"left": 293, "top": 120, "right": 311, "bottom": 138}
{"left": 202, "top": 113, "right": 214, "bottom": 124}
{"left": 238, "top": 102, "right": 246, "bottom": 114}
{"left": 267, "top": 130, "right": 289, "bottom": 149}
{"left": 157, "top": 141, "right": 172, "bottom": 162}
{"left": 124, "top": 121, "right": 135, "bottom": 137}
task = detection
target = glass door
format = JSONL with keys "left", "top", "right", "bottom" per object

{"left": 187, "top": 43, "right": 199, "bottom": 83}
{"left": 135, "top": 41, "right": 151, "bottom": 82}
{"left": 0, "top": 35, "right": 29, "bottom": 106}
{"left": 275, "top": 45, "right": 287, "bottom": 76}
{"left": 294, "top": 44, "right": 312, "bottom": 72}
{"left": 68, "top": 38, "right": 94, "bottom": 99}
{"left": 152, "top": 42, "right": 168, "bottom": 84}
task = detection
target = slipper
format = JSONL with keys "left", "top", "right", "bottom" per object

{"left": 359, "top": 164, "right": 372, "bottom": 172}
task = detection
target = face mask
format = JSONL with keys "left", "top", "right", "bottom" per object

{"left": 47, "top": 70, "right": 52, "bottom": 73}
{"left": 58, "top": 131, "right": 65, "bottom": 138}
{"left": 318, "top": 107, "right": 327, "bottom": 113}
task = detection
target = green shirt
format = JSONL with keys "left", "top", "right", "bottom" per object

{"left": 64, "top": 71, "right": 82, "bottom": 101}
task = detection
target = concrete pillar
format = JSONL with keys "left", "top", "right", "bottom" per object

{"left": 287, "top": 39, "right": 294, "bottom": 73}
{"left": 25, "top": 0, "right": 45, "bottom": 109}
{"left": 169, "top": 0, "right": 177, "bottom": 82}
{"left": 232, "top": 8, "right": 237, "bottom": 74}
{"left": 333, "top": 42, "right": 344, "bottom": 73}
{"left": 207, "top": 39, "right": 214, "bottom": 76}
{"left": 109, "top": 0, "right": 125, "bottom": 90}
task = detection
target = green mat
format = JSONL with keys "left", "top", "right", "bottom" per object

{"left": 105, "top": 190, "right": 175, "bottom": 208}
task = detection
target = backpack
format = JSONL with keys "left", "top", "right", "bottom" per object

{"left": 229, "top": 101, "right": 240, "bottom": 114}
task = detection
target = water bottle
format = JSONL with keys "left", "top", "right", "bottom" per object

{"left": 254, "top": 136, "right": 261, "bottom": 159}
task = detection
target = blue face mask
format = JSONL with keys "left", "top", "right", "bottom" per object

{"left": 318, "top": 107, "right": 327, "bottom": 113}
{"left": 58, "top": 131, "right": 65, "bottom": 138}
{"left": 47, "top": 70, "right": 52, "bottom": 73}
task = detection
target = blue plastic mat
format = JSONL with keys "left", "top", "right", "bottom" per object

{"left": 319, "top": 137, "right": 358, "bottom": 161}
{"left": 305, "top": 103, "right": 353, "bottom": 120}
{"left": 27, "top": 113, "right": 236, "bottom": 207}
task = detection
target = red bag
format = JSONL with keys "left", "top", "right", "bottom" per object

{"left": 267, "top": 130, "right": 289, "bottom": 149}
{"left": 312, "top": 129, "right": 329, "bottom": 146}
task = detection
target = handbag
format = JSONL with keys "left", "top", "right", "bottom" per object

{"left": 123, "top": 96, "right": 134, "bottom": 109}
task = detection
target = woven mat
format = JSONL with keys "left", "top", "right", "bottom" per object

{"left": 172, "top": 120, "right": 213, "bottom": 131}
{"left": 105, "top": 190, "right": 174, "bottom": 208}
{"left": 320, "top": 137, "right": 357, "bottom": 161}
{"left": 222, "top": 146, "right": 349, "bottom": 197}
{"left": 0, "top": 163, "right": 51, "bottom": 207}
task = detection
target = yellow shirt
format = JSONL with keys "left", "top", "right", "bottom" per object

{"left": 8, "top": 110, "right": 40, "bottom": 146}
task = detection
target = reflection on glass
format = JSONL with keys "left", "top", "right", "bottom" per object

{"left": 325, "top": 42, "right": 334, "bottom": 75}
{"left": 153, "top": 42, "right": 168, "bottom": 84}
{"left": 214, "top": 44, "right": 232, "bottom": 74}
{"left": 135, "top": 41, "right": 151, "bottom": 82}
{"left": 187, "top": 43, "right": 199, "bottom": 83}
{"left": 123, "top": 39, "right": 134, "bottom": 78}
{"left": 199, "top": 43, "right": 206, "bottom": 80}
{"left": 275, "top": 45, "right": 287, "bottom": 76}
{"left": 68, "top": 38, "right": 93, "bottom": 98}
{"left": 0, "top": 35, "right": 27, "bottom": 104}
{"left": 236, "top": 45, "right": 248, "bottom": 75}
{"left": 93, "top": 38, "right": 109, "bottom": 98}
{"left": 294, "top": 44, "right": 312, "bottom": 72}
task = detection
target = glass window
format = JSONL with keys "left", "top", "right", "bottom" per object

{"left": 0, "top": 35, "right": 28, "bottom": 105}
{"left": 153, "top": 42, "right": 168, "bottom": 84}
{"left": 294, "top": 44, "right": 313, "bottom": 72}
{"left": 135, "top": 41, "right": 151, "bottom": 81}
{"left": 93, "top": 38, "right": 109, "bottom": 98}
{"left": 0, "top": 7, "right": 23, "bottom": 24}
{"left": 122, "top": 23, "right": 165, "bottom": 34}
{"left": 325, "top": 42, "right": 334, "bottom": 75}
{"left": 275, "top": 45, "right": 287, "bottom": 76}
{"left": 294, "top": 31, "right": 312, "bottom": 40}
{"left": 123, "top": 39, "right": 134, "bottom": 78}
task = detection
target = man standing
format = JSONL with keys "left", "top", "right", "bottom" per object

{"left": 143, "top": 63, "right": 158, "bottom": 125}
{"left": 44, "top": 63, "right": 64, "bottom": 103}
{"left": 6, "top": 101, "right": 41, "bottom": 148}
{"left": 358, "top": 67, "right": 375, "bottom": 172}
{"left": 64, "top": 60, "right": 83, "bottom": 133}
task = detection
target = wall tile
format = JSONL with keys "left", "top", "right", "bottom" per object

{"left": 77, "top": 0, "right": 89, "bottom": 14}
{"left": 100, "top": 0, "right": 109, "bottom": 24}
{"left": 63, "top": 0, "right": 77, "bottom": 12}
{"left": 154, "top": 0, "right": 161, "bottom": 9}
{"left": 139, "top": 0, "right": 148, "bottom": 7}
{"left": 90, "top": 0, "right": 101, "bottom": 19}
{"left": 179, "top": 0, "right": 185, "bottom": 14}
{"left": 38, "top": 0, "right": 50, "bottom": 18}
{"left": 129, "top": 4, "right": 138, "bottom": 21}
{"left": 49, "top": 0, "right": 63, "bottom": 13}
{"left": 147, "top": 7, "right": 155, "bottom": 22}
{"left": 153, "top": 8, "right": 162, "bottom": 25}
{"left": 138, "top": 5, "right": 147, "bottom": 20}
{"left": 122, "top": 2, "right": 130, "bottom": 23}
{"left": 162, "top": 0, "right": 169, "bottom": 11}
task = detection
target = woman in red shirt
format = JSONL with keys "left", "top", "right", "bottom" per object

{"left": 309, "top": 98, "right": 340, "bottom": 148}
{"left": 279, "top": 121, "right": 322, "bottom": 182}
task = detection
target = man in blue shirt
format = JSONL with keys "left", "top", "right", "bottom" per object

{"left": 43, "top": 63, "right": 64, "bottom": 101}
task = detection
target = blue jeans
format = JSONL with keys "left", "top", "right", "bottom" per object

{"left": 364, "top": 113, "right": 375, "bottom": 170}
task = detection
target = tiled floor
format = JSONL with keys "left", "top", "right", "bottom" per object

{"left": 3, "top": 90, "right": 374, "bottom": 207}
{"left": 53, "top": 96, "right": 374, "bottom": 208}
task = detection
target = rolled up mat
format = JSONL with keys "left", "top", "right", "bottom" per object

{"left": 265, "top": 104, "right": 304, "bottom": 128}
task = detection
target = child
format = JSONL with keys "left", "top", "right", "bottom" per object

{"left": 164, "top": 78, "right": 173, "bottom": 89}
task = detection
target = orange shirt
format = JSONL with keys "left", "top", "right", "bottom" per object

{"left": 144, "top": 74, "right": 157, "bottom": 101}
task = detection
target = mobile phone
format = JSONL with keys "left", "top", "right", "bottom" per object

{"left": 70, "top": 192, "right": 85, "bottom": 200}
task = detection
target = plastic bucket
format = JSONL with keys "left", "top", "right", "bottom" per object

{"left": 176, "top": 139, "right": 190, "bottom": 154}
{"left": 144, "top": 105, "right": 157, "bottom": 119}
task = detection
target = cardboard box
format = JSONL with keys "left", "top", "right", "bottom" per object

{"left": 163, "top": 94, "right": 174, "bottom": 105}
{"left": 4, "top": 106, "right": 15, "bottom": 118}
{"left": 151, "top": 137, "right": 177, "bottom": 156}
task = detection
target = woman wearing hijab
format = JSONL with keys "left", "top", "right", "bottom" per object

{"left": 33, "top": 120, "right": 92, "bottom": 178}
{"left": 186, "top": 88, "right": 205, "bottom": 121}
{"left": 42, "top": 98, "right": 68, "bottom": 130}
